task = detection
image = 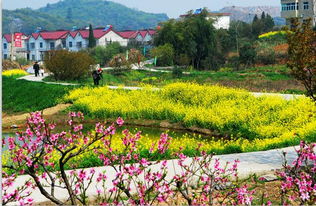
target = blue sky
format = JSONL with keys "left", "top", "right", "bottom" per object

{"left": 4, "top": 0, "right": 280, "bottom": 18}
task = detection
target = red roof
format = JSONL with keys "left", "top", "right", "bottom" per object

{"left": 148, "top": 29, "right": 156, "bottom": 35}
{"left": 117, "top": 30, "right": 139, "bottom": 39}
{"left": 30, "top": 31, "right": 69, "bottom": 40}
{"left": 3, "top": 34, "right": 12, "bottom": 43}
{"left": 78, "top": 28, "right": 112, "bottom": 39}
{"left": 3, "top": 33, "right": 29, "bottom": 42}
{"left": 139, "top": 30, "right": 148, "bottom": 38}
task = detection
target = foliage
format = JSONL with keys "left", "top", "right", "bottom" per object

{"left": 154, "top": 9, "right": 217, "bottom": 69}
{"left": 2, "top": 76, "right": 73, "bottom": 114}
{"left": 2, "top": 113, "right": 316, "bottom": 205}
{"left": 38, "top": 0, "right": 168, "bottom": 31}
{"left": 256, "top": 49, "right": 276, "bottom": 65}
{"left": 44, "top": 50, "right": 95, "bottom": 81}
{"left": 2, "top": 60, "right": 20, "bottom": 70}
{"left": 88, "top": 24, "right": 96, "bottom": 48}
{"left": 287, "top": 19, "right": 316, "bottom": 101}
{"left": 88, "top": 43, "right": 124, "bottom": 66}
{"left": 150, "top": 44, "right": 174, "bottom": 66}
{"left": 219, "top": 67, "right": 234, "bottom": 72}
{"left": 239, "top": 43, "right": 257, "bottom": 67}
{"left": 3, "top": 0, "right": 168, "bottom": 34}
{"left": 172, "top": 66, "right": 183, "bottom": 78}
{"left": 15, "top": 57, "right": 31, "bottom": 66}
{"left": 127, "top": 48, "right": 145, "bottom": 66}
{"left": 252, "top": 12, "right": 275, "bottom": 38}
{"left": 2, "top": 69, "right": 28, "bottom": 78}
{"left": 108, "top": 53, "right": 131, "bottom": 73}
{"left": 64, "top": 82, "right": 316, "bottom": 142}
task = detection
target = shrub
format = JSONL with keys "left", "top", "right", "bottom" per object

{"left": 2, "top": 60, "right": 20, "bottom": 70}
{"left": 108, "top": 53, "right": 131, "bottom": 75}
{"left": 172, "top": 66, "right": 183, "bottom": 78}
{"left": 88, "top": 43, "right": 124, "bottom": 66}
{"left": 219, "top": 67, "right": 234, "bottom": 72}
{"left": 15, "top": 57, "right": 30, "bottom": 66}
{"left": 44, "top": 50, "right": 95, "bottom": 81}
{"left": 239, "top": 43, "right": 257, "bottom": 67}
{"left": 150, "top": 43, "right": 174, "bottom": 66}
{"left": 256, "top": 50, "right": 276, "bottom": 65}
{"left": 176, "top": 53, "right": 190, "bottom": 67}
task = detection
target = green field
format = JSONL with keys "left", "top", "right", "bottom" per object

{"left": 2, "top": 76, "right": 75, "bottom": 114}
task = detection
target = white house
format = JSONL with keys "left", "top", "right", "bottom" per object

{"left": 28, "top": 30, "right": 68, "bottom": 61}
{"left": 117, "top": 29, "right": 156, "bottom": 45}
{"left": 180, "top": 10, "right": 231, "bottom": 30}
{"left": 207, "top": 13, "right": 231, "bottom": 30}
{"left": 2, "top": 33, "right": 28, "bottom": 60}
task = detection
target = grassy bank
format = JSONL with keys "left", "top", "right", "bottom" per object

{"left": 43, "top": 65, "right": 304, "bottom": 93}
{"left": 3, "top": 76, "right": 74, "bottom": 114}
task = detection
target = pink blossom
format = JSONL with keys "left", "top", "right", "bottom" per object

{"left": 116, "top": 117, "right": 124, "bottom": 126}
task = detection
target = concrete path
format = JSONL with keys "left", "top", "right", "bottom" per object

{"left": 7, "top": 145, "right": 301, "bottom": 204}
{"left": 18, "top": 74, "right": 79, "bottom": 86}
{"left": 18, "top": 74, "right": 304, "bottom": 100}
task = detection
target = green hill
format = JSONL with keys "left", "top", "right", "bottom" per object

{"left": 3, "top": 0, "right": 169, "bottom": 34}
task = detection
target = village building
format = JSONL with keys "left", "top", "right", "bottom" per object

{"left": 2, "top": 26, "right": 156, "bottom": 61}
{"left": 180, "top": 9, "right": 231, "bottom": 30}
{"left": 281, "top": 0, "right": 316, "bottom": 26}
{"left": 2, "top": 33, "right": 29, "bottom": 60}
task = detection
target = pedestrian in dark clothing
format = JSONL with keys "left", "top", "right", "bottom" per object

{"left": 92, "top": 69, "right": 103, "bottom": 86}
{"left": 33, "top": 62, "right": 40, "bottom": 77}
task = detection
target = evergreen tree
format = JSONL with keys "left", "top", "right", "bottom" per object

{"left": 88, "top": 24, "right": 96, "bottom": 48}
{"left": 261, "top": 12, "right": 266, "bottom": 20}
{"left": 264, "top": 14, "right": 275, "bottom": 32}
{"left": 253, "top": 14, "right": 259, "bottom": 23}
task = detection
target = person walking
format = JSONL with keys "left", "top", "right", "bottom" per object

{"left": 92, "top": 68, "right": 103, "bottom": 86}
{"left": 33, "top": 61, "right": 40, "bottom": 77}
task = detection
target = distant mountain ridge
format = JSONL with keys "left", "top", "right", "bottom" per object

{"left": 218, "top": 6, "right": 285, "bottom": 25}
{"left": 3, "top": 0, "right": 169, "bottom": 34}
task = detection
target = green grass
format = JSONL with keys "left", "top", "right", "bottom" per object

{"left": 42, "top": 65, "right": 299, "bottom": 93}
{"left": 3, "top": 76, "right": 75, "bottom": 114}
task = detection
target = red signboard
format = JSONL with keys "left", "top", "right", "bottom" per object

{"left": 14, "top": 33, "right": 23, "bottom": 48}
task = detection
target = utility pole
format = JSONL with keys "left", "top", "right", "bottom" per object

{"left": 10, "top": 33, "right": 15, "bottom": 61}
{"left": 235, "top": 20, "right": 241, "bottom": 56}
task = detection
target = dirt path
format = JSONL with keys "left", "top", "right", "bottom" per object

{"left": 2, "top": 104, "right": 72, "bottom": 128}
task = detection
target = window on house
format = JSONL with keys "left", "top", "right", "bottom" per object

{"left": 4, "top": 54, "right": 7, "bottom": 59}
{"left": 40, "top": 42, "right": 43, "bottom": 48}
{"left": 76, "top": 41, "right": 82, "bottom": 48}
{"left": 69, "top": 41, "right": 73, "bottom": 48}
{"left": 3, "top": 43, "right": 7, "bottom": 49}
{"left": 30, "top": 43, "right": 35, "bottom": 49}
{"left": 281, "top": 3, "right": 299, "bottom": 11}
{"left": 32, "top": 55, "right": 35, "bottom": 60}
{"left": 304, "top": 2, "right": 309, "bottom": 10}
{"left": 50, "top": 42, "right": 55, "bottom": 49}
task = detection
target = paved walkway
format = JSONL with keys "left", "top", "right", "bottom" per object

{"left": 8, "top": 145, "right": 301, "bottom": 204}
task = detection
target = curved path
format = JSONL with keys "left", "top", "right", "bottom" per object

{"left": 18, "top": 74, "right": 304, "bottom": 100}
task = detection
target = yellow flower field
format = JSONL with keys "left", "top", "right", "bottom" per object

{"left": 64, "top": 83, "right": 316, "bottom": 148}
{"left": 2, "top": 69, "right": 28, "bottom": 77}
